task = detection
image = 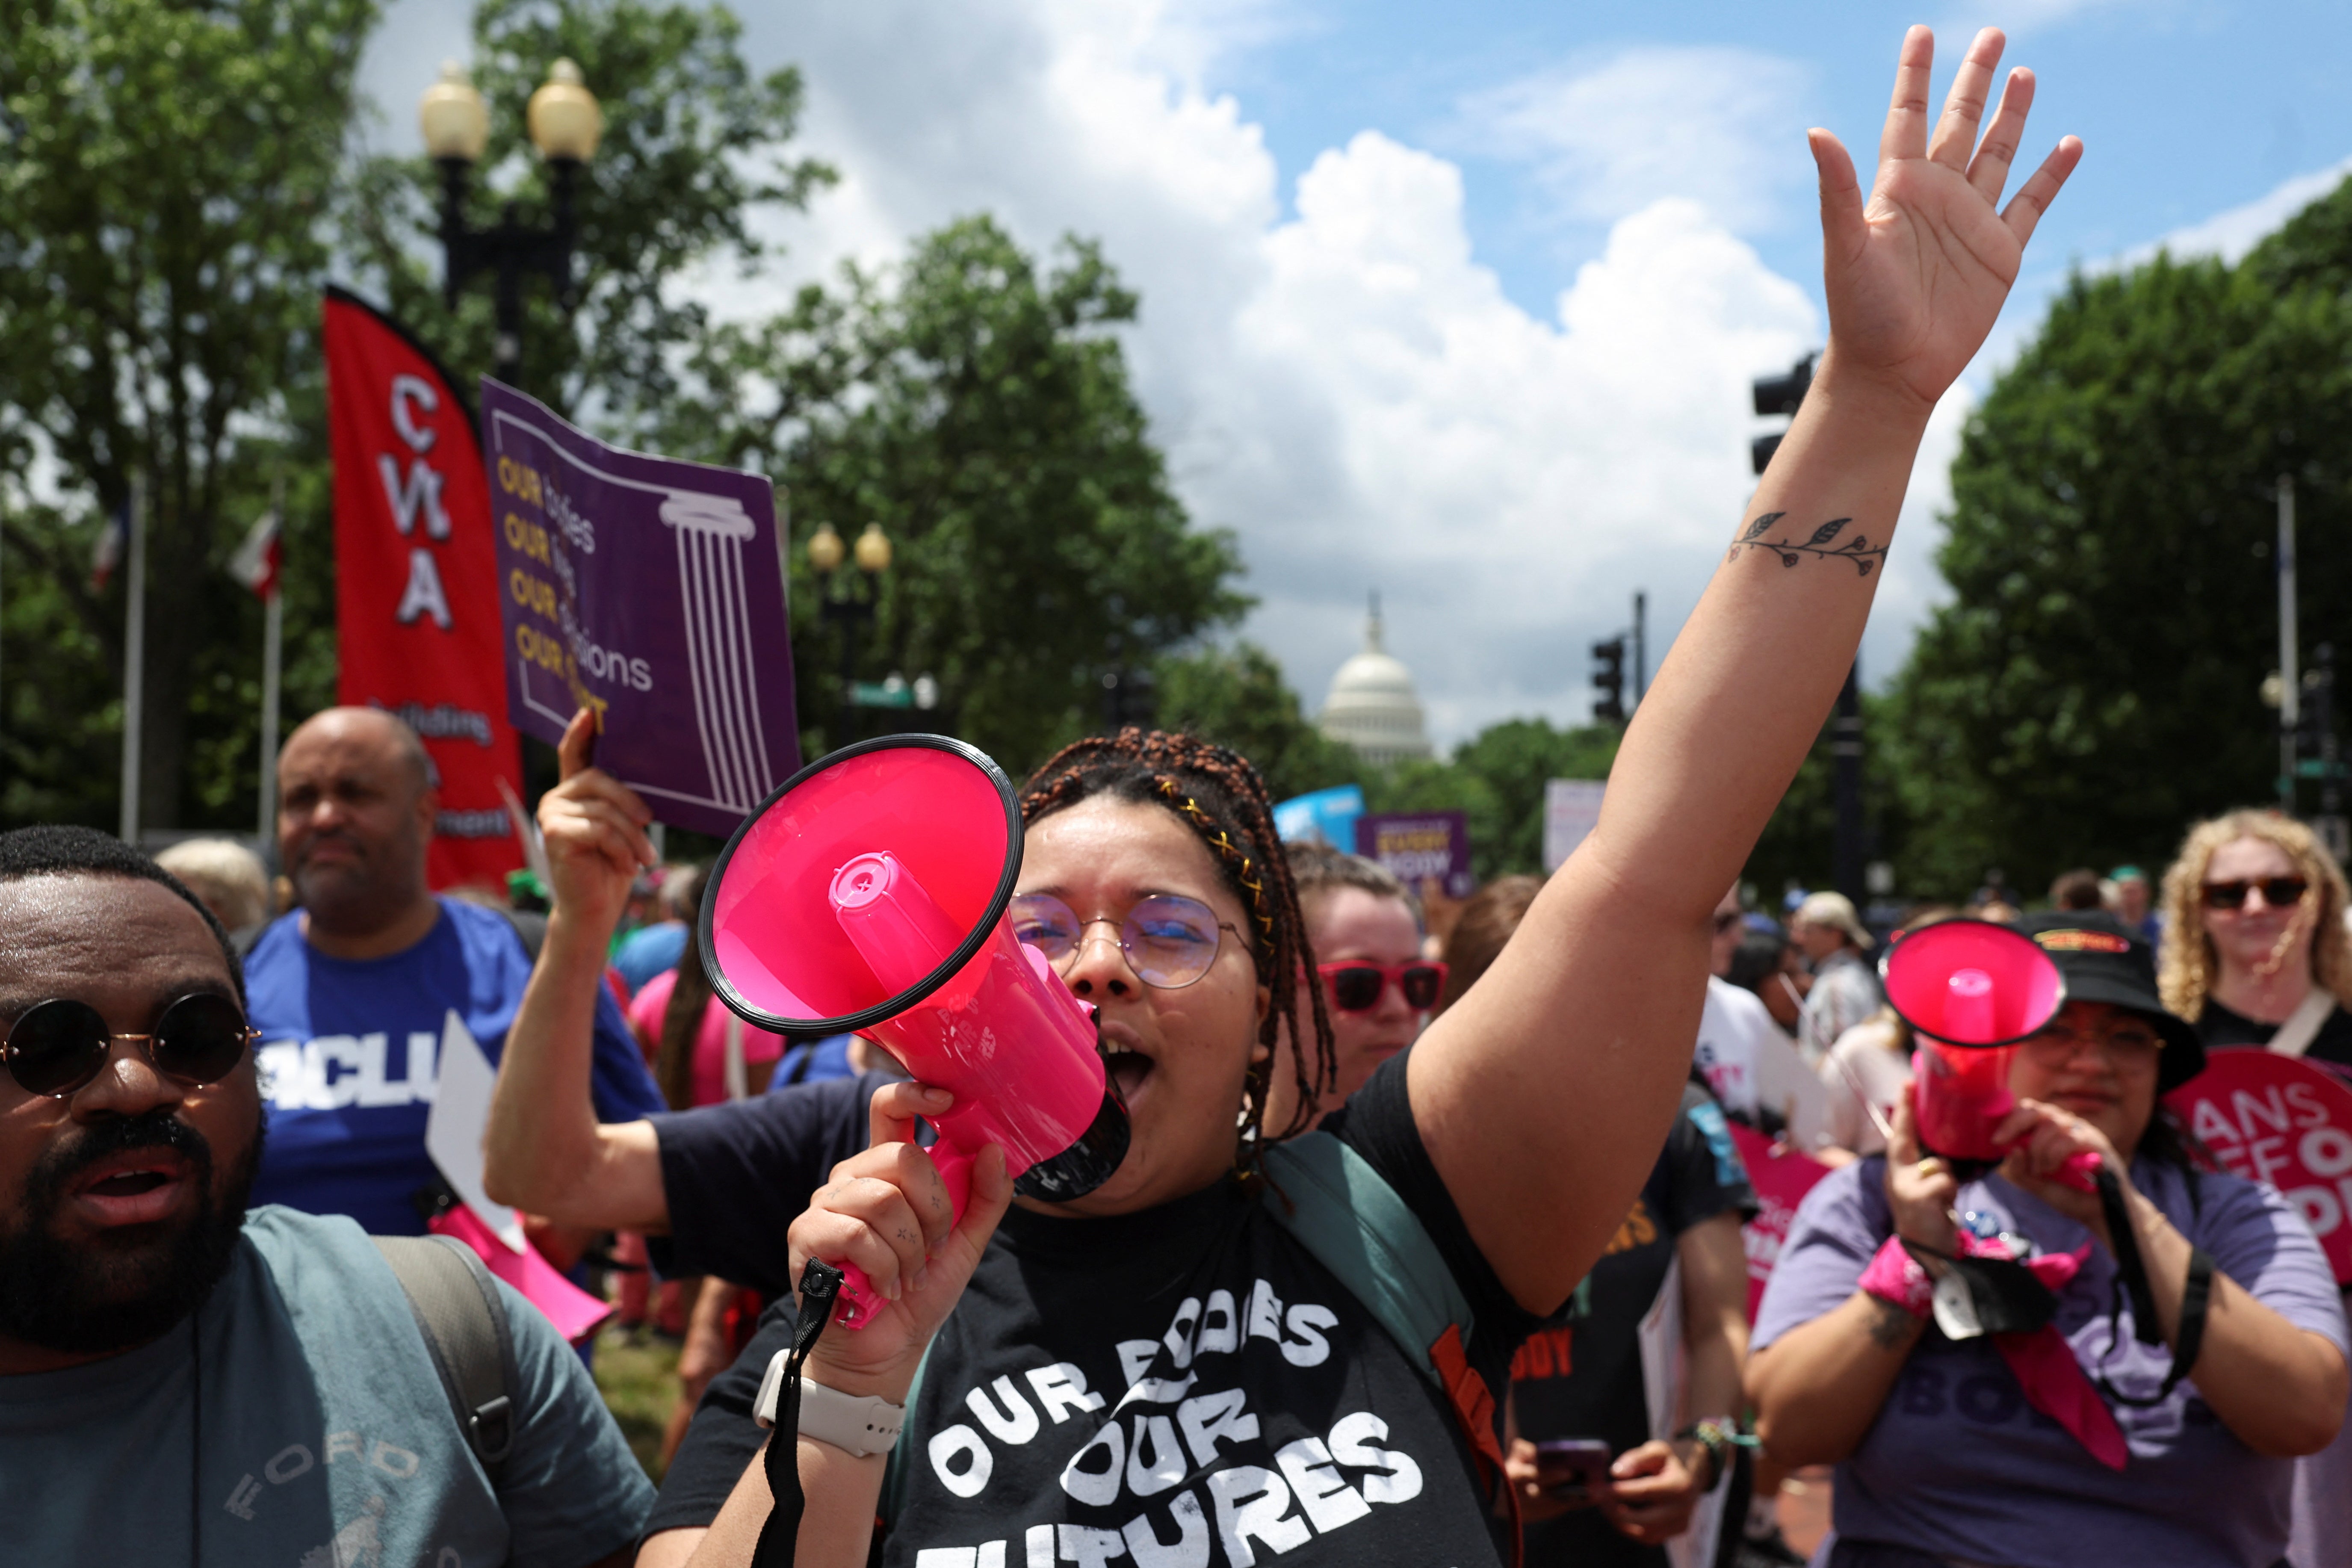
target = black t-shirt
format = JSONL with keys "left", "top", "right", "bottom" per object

{"left": 2196, "top": 996, "right": 2352, "bottom": 1072}
{"left": 1512, "top": 1084, "right": 1757, "bottom": 1568}
{"left": 648, "top": 1050, "right": 1545, "bottom": 1564}
{"left": 647, "top": 1069, "right": 899, "bottom": 1295}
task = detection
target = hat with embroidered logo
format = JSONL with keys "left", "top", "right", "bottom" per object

{"left": 2012, "top": 909, "right": 2204, "bottom": 1090}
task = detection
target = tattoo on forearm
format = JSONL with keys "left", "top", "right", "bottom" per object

{"left": 1866, "top": 1294, "right": 1918, "bottom": 1349}
{"left": 1728, "top": 513, "right": 1887, "bottom": 576}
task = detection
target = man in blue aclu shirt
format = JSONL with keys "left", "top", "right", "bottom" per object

{"left": 243, "top": 707, "right": 663, "bottom": 1235}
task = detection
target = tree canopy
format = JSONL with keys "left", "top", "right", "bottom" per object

{"left": 1, "top": 0, "right": 1247, "bottom": 832}
{"left": 1873, "top": 182, "right": 2352, "bottom": 898}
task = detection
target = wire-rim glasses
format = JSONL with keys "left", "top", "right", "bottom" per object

{"left": 1009, "top": 892, "right": 1241, "bottom": 990}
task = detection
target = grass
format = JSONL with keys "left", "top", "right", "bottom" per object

{"left": 592, "top": 1323, "right": 684, "bottom": 1482}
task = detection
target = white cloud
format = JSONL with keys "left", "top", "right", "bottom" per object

{"left": 1454, "top": 46, "right": 1813, "bottom": 236}
{"left": 2120, "top": 155, "right": 2352, "bottom": 269}
{"left": 354, "top": 0, "right": 1964, "bottom": 745}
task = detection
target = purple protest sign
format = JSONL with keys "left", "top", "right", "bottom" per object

{"left": 483, "top": 380, "right": 798, "bottom": 838}
{"left": 1354, "top": 811, "right": 1474, "bottom": 900}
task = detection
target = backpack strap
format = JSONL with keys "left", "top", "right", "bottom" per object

{"left": 1259, "top": 1132, "right": 1521, "bottom": 1565}
{"left": 372, "top": 1234, "right": 520, "bottom": 1488}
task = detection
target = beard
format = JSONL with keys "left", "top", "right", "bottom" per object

{"left": 0, "top": 1105, "right": 263, "bottom": 1355}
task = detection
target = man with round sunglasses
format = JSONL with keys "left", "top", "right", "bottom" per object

{"left": 0, "top": 826, "right": 652, "bottom": 1566}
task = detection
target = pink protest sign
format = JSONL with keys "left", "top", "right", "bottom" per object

{"left": 1728, "top": 1121, "right": 1834, "bottom": 1320}
{"left": 2165, "top": 1048, "right": 2352, "bottom": 1286}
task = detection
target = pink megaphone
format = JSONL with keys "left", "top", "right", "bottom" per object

{"left": 700, "top": 735, "right": 1129, "bottom": 1329}
{"left": 1881, "top": 918, "right": 2069, "bottom": 1166}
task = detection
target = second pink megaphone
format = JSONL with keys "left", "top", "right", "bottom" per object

{"left": 700, "top": 735, "right": 1130, "bottom": 1328}
{"left": 1880, "top": 918, "right": 2066, "bottom": 1165}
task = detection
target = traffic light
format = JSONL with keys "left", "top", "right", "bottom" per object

{"left": 1591, "top": 637, "right": 1627, "bottom": 724}
{"left": 1750, "top": 353, "right": 1816, "bottom": 475}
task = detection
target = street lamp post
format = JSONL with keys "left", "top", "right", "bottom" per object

{"left": 418, "top": 59, "right": 603, "bottom": 387}
{"left": 807, "top": 520, "right": 892, "bottom": 747}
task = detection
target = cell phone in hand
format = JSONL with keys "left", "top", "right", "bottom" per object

{"left": 1533, "top": 1437, "right": 1614, "bottom": 1500}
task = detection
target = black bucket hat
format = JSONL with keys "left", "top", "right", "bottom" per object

{"left": 2012, "top": 910, "right": 2205, "bottom": 1091}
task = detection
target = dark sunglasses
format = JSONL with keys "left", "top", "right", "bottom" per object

{"left": 1318, "top": 961, "right": 1449, "bottom": 1013}
{"left": 1010, "top": 892, "right": 1241, "bottom": 990}
{"left": 2, "top": 994, "right": 257, "bottom": 1100}
{"left": 1712, "top": 911, "right": 1743, "bottom": 935}
{"left": 2202, "top": 877, "right": 2310, "bottom": 911}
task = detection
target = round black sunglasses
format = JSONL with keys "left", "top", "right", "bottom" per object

{"left": 2, "top": 994, "right": 258, "bottom": 1099}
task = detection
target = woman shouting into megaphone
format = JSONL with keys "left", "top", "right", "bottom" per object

{"left": 503, "top": 25, "right": 2100, "bottom": 1568}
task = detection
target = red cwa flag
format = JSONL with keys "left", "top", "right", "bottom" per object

{"left": 323, "top": 286, "right": 524, "bottom": 892}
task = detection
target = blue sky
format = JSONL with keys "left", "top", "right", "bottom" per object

{"left": 1225, "top": 0, "right": 2352, "bottom": 323}
{"left": 359, "top": 1, "right": 2352, "bottom": 744}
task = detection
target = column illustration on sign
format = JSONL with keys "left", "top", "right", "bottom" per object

{"left": 660, "top": 490, "right": 780, "bottom": 815}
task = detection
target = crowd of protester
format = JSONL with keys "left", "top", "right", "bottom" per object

{"left": 14, "top": 26, "right": 2352, "bottom": 1568}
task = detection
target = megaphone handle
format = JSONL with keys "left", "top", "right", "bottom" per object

{"left": 830, "top": 1134, "right": 978, "bottom": 1331}
{"left": 2056, "top": 1149, "right": 2102, "bottom": 1194}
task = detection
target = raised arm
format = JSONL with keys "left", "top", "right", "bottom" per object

{"left": 483, "top": 709, "right": 668, "bottom": 1231}
{"left": 1411, "top": 25, "right": 2081, "bottom": 1312}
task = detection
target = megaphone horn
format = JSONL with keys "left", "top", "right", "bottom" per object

{"left": 701, "top": 735, "right": 1131, "bottom": 1328}
{"left": 1879, "top": 917, "right": 2068, "bottom": 1166}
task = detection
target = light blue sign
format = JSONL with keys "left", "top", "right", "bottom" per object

{"left": 1273, "top": 784, "right": 1365, "bottom": 850}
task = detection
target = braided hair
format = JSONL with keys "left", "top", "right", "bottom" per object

{"left": 1019, "top": 728, "right": 1337, "bottom": 1151}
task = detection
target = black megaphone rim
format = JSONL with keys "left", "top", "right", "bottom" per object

{"left": 699, "top": 732, "right": 1025, "bottom": 1036}
{"left": 1876, "top": 915, "right": 2069, "bottom": 1050}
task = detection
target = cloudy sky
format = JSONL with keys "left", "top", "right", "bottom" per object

{"left": 359, "top": 0, "right": 2352, "bottom": 747}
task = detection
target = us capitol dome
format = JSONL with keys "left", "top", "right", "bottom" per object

{"left": 1318, "top": 594, "right": 1433, "bottom": 768}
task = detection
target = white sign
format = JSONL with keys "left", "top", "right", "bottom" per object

{"left": 424, "top": 1010, "right": 526, "bottom": 1252}
{"left": 1542, "top": 779, "right": 1607, "bottom": 872}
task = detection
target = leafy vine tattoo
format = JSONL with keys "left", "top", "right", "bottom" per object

{"left": 1727, "top": 512, "right": 1887, "bottom": 577}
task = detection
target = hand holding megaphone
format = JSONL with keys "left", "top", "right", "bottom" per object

{"left": 1882, "top": 919, "right": 2100, "bottom": 1191}
{"left": 785, "top": 1090, "right": 1015, "bottom": 1394}
{"left": 703, "top": 737, "right": 1132, "bottom": 1329}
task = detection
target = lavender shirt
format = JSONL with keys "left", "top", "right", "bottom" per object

{"left": 1754, "top": 1158, "right": 2347, "bottom": 1568}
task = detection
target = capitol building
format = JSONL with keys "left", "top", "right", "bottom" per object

{"left": 1318, "top": 595, "right": 1433, "bottom": 767}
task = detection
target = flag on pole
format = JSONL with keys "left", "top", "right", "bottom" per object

{"left": 228, "top": 508, "right": 282, "bottom": 600}
{"left": 91, "top": 499, "right": 127, "bottom": 590}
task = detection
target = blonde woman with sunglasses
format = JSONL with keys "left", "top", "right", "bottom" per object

{"left": 2157, "top": 809, "right": 2352, "bottom": 1069}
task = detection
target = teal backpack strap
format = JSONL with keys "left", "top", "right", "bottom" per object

{"left": 878, "top": 1337, "right": 936, "bottom": 1529}
{"left": 1257, "top": 1130, "right": 1474, "bottom": 1377}
{"left": 1259, "top": 1132, "right": 1522, "bottom": 1568}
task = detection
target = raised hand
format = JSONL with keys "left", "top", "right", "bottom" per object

{"left": 1882, "top": 1089, "right": 1960, "bottom": 1255}
{"left": 1812, "top": 26, "right": 2081, "bottom": 414}
{"left": 537, "top": 706, "right": 657, "bottom": 938}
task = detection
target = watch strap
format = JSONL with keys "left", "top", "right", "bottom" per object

{"left": 755, "top": 1352, "right": 906, "bottom": 1458}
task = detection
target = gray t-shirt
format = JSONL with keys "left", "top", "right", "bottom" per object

{"left": 0, "top": 1205, "right": 652, "bottom": 1567}
{"left": 1754, "top": 1158, "right": 2348, "bottom": 1568}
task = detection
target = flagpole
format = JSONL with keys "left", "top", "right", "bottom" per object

{"left": 119, "top": 473, "right": 146, "bottom": 845}
{"left": 257, "top": 475, "right": 284, "bottom": 851}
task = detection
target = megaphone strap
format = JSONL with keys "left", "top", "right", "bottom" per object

{"left": 749, "top": 1259, "right": 844, "bottom": 1568}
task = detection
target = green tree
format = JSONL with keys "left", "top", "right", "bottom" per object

{"left": 1880, "top": 203, "right": 2352, "bottom": 896}
{"left": 681, "top": 218, "right": 1249, "bottom": 775}
{"left": 0, "top": 0, "right": 377, "bottom": 829}
{"left": 344, "top": 0, "right": 832, "bottom": 432}
{"left": 1153, "top": 641, "right": 1360, "bottom": 803}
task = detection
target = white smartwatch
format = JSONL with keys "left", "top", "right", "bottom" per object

{"left": 752, "top": 1352, "right": 906, "bottom": 1459}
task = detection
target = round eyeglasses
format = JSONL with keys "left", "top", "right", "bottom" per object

{"left": 1009, "top": 892, "right": 1243, "bottom": 990}
{"left": 3, "top": 993, "right": 258, "bottom": 1099}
